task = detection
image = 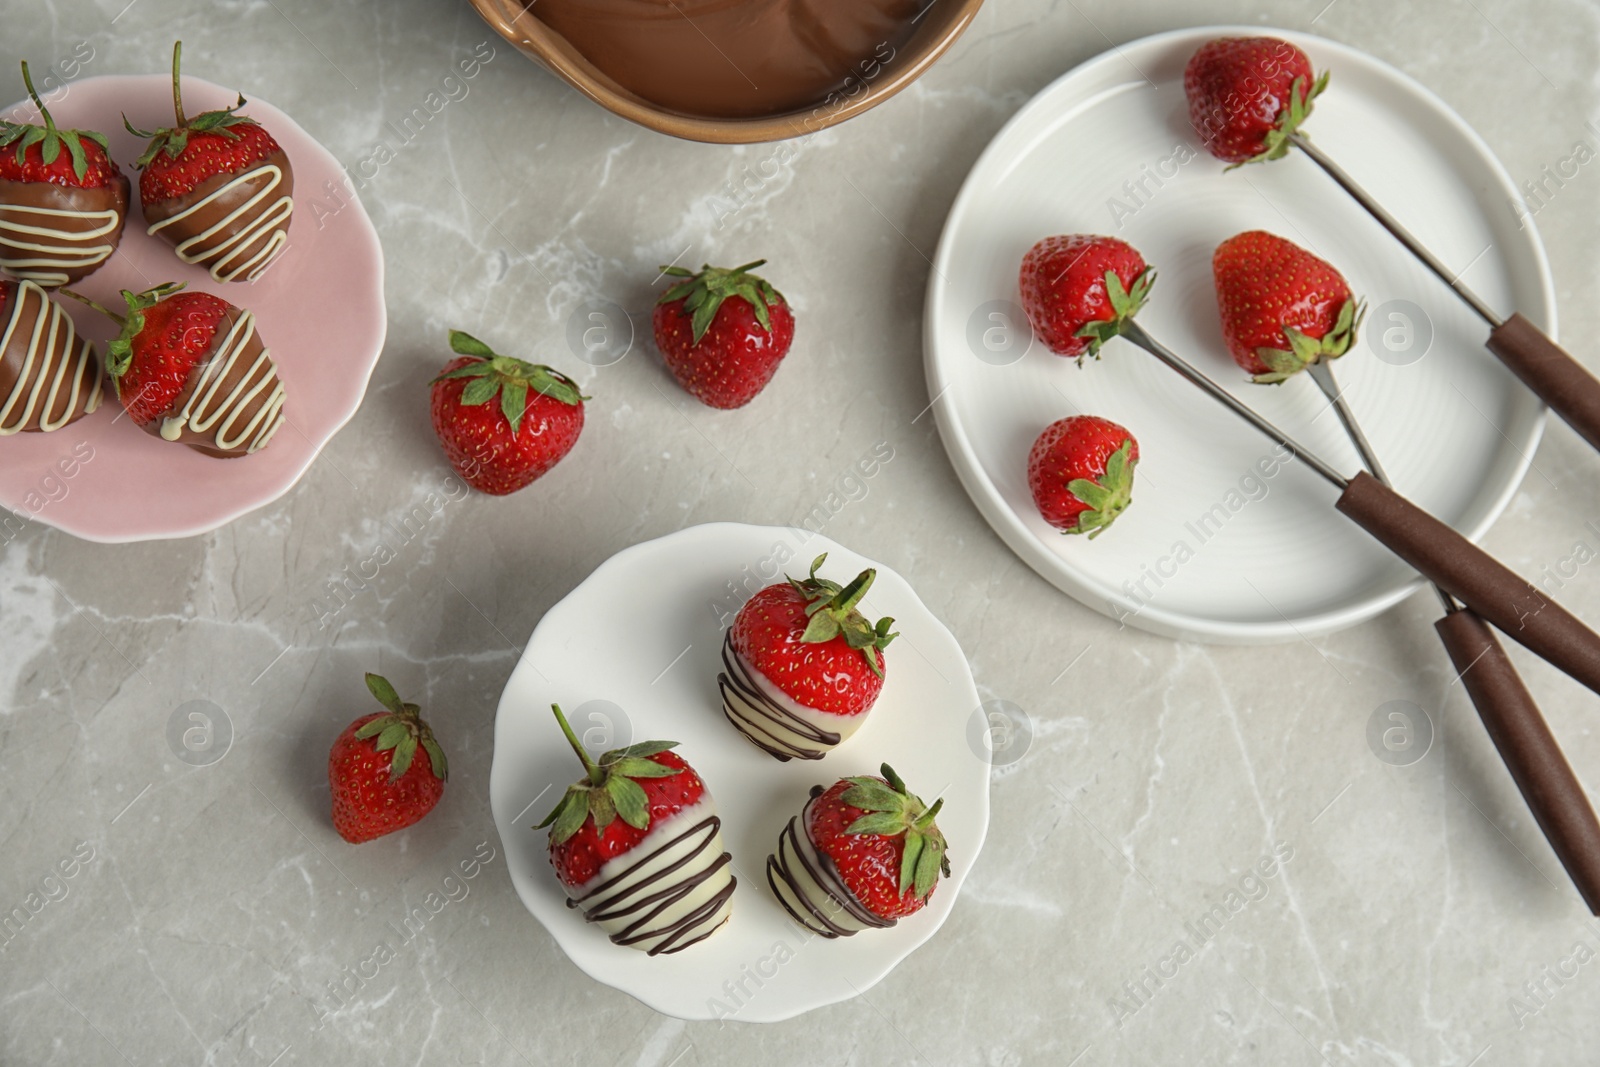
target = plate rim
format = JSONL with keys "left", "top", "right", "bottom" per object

{"left": 921, "top": 23, "right": 1552, "bottom": 644}
{"left": 487, "top": 521, "right": 993, "bottom": 1022}
{"left": 0, "top": 72, "right": 388, "bottom": 544}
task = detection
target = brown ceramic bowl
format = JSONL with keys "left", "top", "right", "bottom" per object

{"left": 465, "top": 0, "right": 985, "bottom": 144}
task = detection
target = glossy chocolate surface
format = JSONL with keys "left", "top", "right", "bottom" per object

{"left": 0, "top": 278, "right": 103, "bottom": 433}
{"left": 143, "top": 150, "right": 294, "bottom": 283}
{"left": 0, "top": 173, "right": 129, "bottom": 286}
{"left": 534, "top": 0, "right": 925, "bottom": 117}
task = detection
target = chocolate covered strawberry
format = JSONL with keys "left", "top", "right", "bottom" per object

{"left": 537, "top": 703, "right": 734, "bottom": 955}
{"left": 1213, "top": 230, "right": 1364, "bottom": 383}
{"left": 0, "top": 61, "right": 130, "bottom": 286}
{"left": 652, "top": 259, "right": 794, "bottom": 408}
{"left": 430, "top": 330, "right": 585, "bottom": 495}
{"left": 0, "top": 278, "right": 103, "bottom": 434}
{"left": 1019, "top": 235, "right": 1154, "bottom": 362}
{"left": 767, "top": 762, "right": 950, "bottom": 937}
{"left": 329, "top": 673, "right": 448, "bottom": 844}
{"left": 718, "top": 553, "right": 897, "bottom": 761}
{"left": 1184, "top": 36, "right": 1327, "bottom": 166}
{"left": 124, "top": 41, "right": 293, "bottom": 283}
{"left": 1028, "top": 415, "right": 1138, "bottom": 537}
{"left": 64, "top": 281, "right": 286, "bottom": 456}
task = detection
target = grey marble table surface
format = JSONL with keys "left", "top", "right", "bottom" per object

{"left": 6, "top": 0, "right": 1600, "bottom": 1063}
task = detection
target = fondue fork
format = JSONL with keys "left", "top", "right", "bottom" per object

{"left": 1303, "top": 357, "right": 1600, "bottom": 915}
{"left": 1107, "top": 313, "right": 1600, "bottom": 910}
{"left": 1114, "top": 317, "right": 1600, "bottom": 735}
{"left": 1285, "top": 132, "right": 1600, "bottom": 454}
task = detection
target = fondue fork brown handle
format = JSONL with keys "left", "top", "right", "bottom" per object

{"left": 1308, "top": 360, "right": 1600, "bottom": 911}
{"left": 1121, "top": 322, "right": 1600, "bottom": 698}
{"left": 1125, "top": 321, "right": 1600, "bottom": 906}
{"left": 1487, "top": 314, "right": 1600, "bottom": 456}
{"left": 1435, "top": 609, "right": 1600, "bottom": 915}
{"left": 1336, "top": 472, "right": 1600, "bottom": 698}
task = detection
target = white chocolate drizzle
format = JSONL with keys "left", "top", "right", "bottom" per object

{"left": 0, "top": 279, "right": 102, "bottom": 435}
{"left": 146, "top": 163, "right": 292, "bottom": 283}
{"left": 0, "top": 203, "right": 121, "bottom": 287}
{"left": 159, "top": 309, "right": 286, "bottom": 454}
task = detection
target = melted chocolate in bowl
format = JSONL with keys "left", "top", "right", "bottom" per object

{"left": 532, "top": 0, "right": 927, "bottom": 118}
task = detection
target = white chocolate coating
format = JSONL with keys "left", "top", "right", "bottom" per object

{"left": 718, "top": 630, "right": 869, "bottom": 761}
{"left": 564, "top": 799, "right": 736, "bottom": 955}
{"left": 766, "top": 792, "right": 894, "bottom": 938}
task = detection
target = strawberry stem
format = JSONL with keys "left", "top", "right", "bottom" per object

{"left": 171, "top": 41, "right": 187, "bottom": 127}
{"left": 57, "top": 287, "right": 124, "bottom": 327}
{"left": 550, "top": 703, "right": 603, "bottom": 786}
{"left": 19, "top": 62, "right": 53, "bottom": 132}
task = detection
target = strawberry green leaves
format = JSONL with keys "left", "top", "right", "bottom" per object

{"left": 842, "top": 763, "right": 950, "bottom": 901}
{"left": 1249, "top": 296, "right": 1365, "bottom": 384}
{"left": 656, "top": 260, "right": 785, "bottom": 345}
{"left": 353, "top": 672, "right": 448, "bottom": 783}
{"left": 536, "top": 704, "right": 682, "bottom": 845}
{"left": 1074, "top": 267, "right": 1157, "bottom": 362}
{"left": 1234, "top": 70, "right": 1330, "bottom": 170}
{"left": 437, "top": 330, "right": 586, "bottom": 435}
{"left": 1066, "top": 438, "right": 1138, "bottom": 539}
{"left": 122, "top": 41, "right": 261, "bottom": 169}
{"left": 788, "top": 553, "right": 898, "bottom": 678}
{"left": 58, "top": 282, "right": 186, "bottom": 382}
{"left": 0, "top": 61, "right": 111, "bottom": 182}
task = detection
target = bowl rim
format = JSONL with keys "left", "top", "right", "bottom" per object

{"left": 464, "top": 0, "right": 985, "bottom": 144}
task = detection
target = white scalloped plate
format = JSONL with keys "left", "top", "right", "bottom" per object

{"left": 489, "top": 523, "right": 990, "bottom": 1022}
{"left": 924, "top": 26, "right": 1549, "bottom": 643}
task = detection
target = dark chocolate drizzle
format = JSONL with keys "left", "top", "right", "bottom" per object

{"left": 566, "top": 814, "right": 736, "bottom": 956}
{"left": 766, "top": 793, "right": 894, "bottom": 938}
{"left": 718, "top": 630, "right": 840, "bottom": 762}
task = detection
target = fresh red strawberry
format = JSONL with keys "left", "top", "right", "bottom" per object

{"left": 652, "top": 259, "right": 795, "bottom": 408}
{"left": 732, "top": 552, "right": 897, "bottom": 715}
{"left": 0, "top": 63, "right": 122, "bottom": 189}
{"left": 1019, "top": 235, "right": 1154, "bottom": 361}
{"left": 1184, "top": 37, "right": 1327, "bottom": 166}
{"left": 76, "top": 283, "right": 228, "bottom": 423}
{"left": 537, "top": 703, "right": 707, "bottom": 888}
{"left": 329, "top": 674, "right": 448, "bottom": 844}
{"left": 1213, "top": 230, "right": 1364, "bottom": 383}
{"left": 1028, "top": 415, "right": 1139, "bottom": 537}
{"left": 430, "top": 330, "right": 586, "bottom": 495}
{"left": 123, "top": 41, "right": 285, "bottom": 204}
{"left": 807, "top": 763, "right": 950, "bottom": 921}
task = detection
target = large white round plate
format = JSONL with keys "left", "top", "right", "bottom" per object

{"left": 924, "top": 26, "right": 1550, "bottom": 643}
{"left": 489, "top": 523, "right": 990, "bottom": 1022}
{"left": 0, "top": 74, "right": 385, "bottom": 542}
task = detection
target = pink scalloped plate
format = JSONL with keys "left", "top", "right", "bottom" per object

{"left": 0, "top": 74, "right": 385, "bottom": 542}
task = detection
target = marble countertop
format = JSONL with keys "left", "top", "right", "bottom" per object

{"left": 6, "top": 0, "right": 1600, "bottom": 1063}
